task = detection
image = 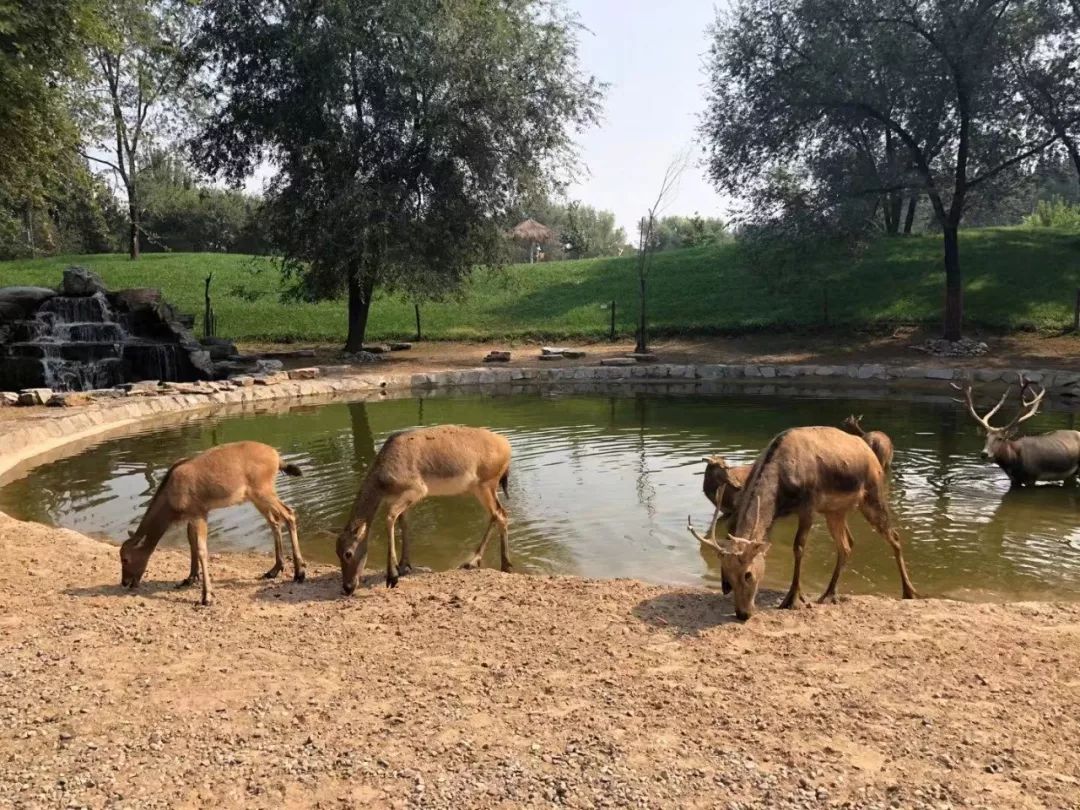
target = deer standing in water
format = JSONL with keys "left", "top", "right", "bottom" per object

{"left": 952, "top": 374, "right": 1080, "bottom": 487}
{"left": 336, "top": 425, "right": 512, "bottom": 594}
{"left": 840, "top": 415, "right": 894, "bottom": 471}
{"left": 699, "top": 455, "right": 753, "bottom": 539}
{"left": 688, "top": 426, "right": 917, "bottom": 621}
{"left": 120, "top": 441, "right": 306, "bottom": 606}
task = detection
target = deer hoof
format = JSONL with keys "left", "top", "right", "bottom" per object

{"left": 293, "top": 569, "right": 306, "bottom": 584}
{"left": 200, "top": 594, "right": 214, "bottom": 607}
{"left": 500, "top": 562, "right": 514, "bottom": 573}
{"left": 175, "top": 577, "right": 196, "bottom": 589}
{"left": 386, "top": 574, "right": 399, "bottom": 589}
{"left": 261, "top": 566, "right": 282, "bottom": 580}
{"left": 460, "top": 559, "right": 480, "bottom": 570}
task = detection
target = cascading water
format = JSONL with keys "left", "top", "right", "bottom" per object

{"left": 0, "top": 268, "right": 213, "bottom": 392}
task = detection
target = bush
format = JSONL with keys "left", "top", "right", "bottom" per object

{"left": 1023, "top": 198, "right": 1080, "bottom": 229}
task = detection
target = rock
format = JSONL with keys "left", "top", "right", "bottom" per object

{"left": 287, "top": 367, "right": 320, "bottom": 380}
{"left": 389, "top": 342, "right": 413, "bottom": 351}
{"left": 911, "top": 337, "right": 989, "bottom": 358}
{"left": 109, "top": 288, "right": 162, "bottom": 311}
{"left": 0, "top": 286, "right": 57, "bottom": 320}
{"left": 483, "top": 351, "right": 511, "bottom": 363}
{"left": 256, "top": 358, "right": 285, "bottom": 373}
{"left": 17, "top": 388, "right": 53, "bottom": 406}
{"left": 538, "top": 353, "right": 564, "bottom": 361}
{"left": 343, "top": 351, "right": 382, "bottom": 364}
{"left": 363, "top": 344, "right": 392, "bottom": 354}
{"left": 925, "top": 368, "right": 955, "bottom": 380}
{"left": 541, "top": 346, "right": 570, "bottom": 355}
{"left": 61, "top": 266, "right": 107, "bottom": 297}
{"left": 199, "top": 337, "right": 238, "bottom": 361}
{"left": 625, "top": 353, "right": 657, "bottom": 362}
{"left": 317, "top": 365, "right": 351, "bottom": 376}
{"left": 254, "top": 372, "right": 289, "bottom": 386}
{"left": 600, "top": 357, "right": 636, "bottom": 366}
{"left": 561, "top": 350, "right": 586, "bottom": 359}
{"left": 229, "top": 375, "right": 255, "bottom": 387}
{"left": 48, "top": 392, "right": 93, "bottom": 407}
{"left": 0, "top": 391, "right": 18, "bottom": 406}
{"left": 120, "top": 380, "right": 160, "bottom": 394}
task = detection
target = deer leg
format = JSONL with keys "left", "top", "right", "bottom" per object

{"left": 397, "top": 513, "right": 412, "bottom": 576}
{"left": 819, "top": 513, "right": 853, "bottom": 604}
{"left": 274, "top": 498, "right": 306, "bottom": 583}
{"left": 860, "top": 488, "right": 918, "bottom": 599}
{"left": 252, "top": 501, "right": 285, "bottom": 580}
{"left": 706, "top": 502, "right": 724, "bottom": 540}
{"left": 175, "top": 523, "right": 200, "bottom": 588}
{"left": 192, "top": 517, "right": 212, "bottom": 606}
{"left": 778, "top": 507, "right": 813, "bottom": 610}
{"left": 385, "top": 491, "right": 422, "bottom": 589}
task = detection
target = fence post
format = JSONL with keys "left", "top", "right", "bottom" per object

{"left": 415, "top": 303, "right": 422, "bottom": 341}
{"left": 203, "top": 274, "right": 215, "bottom": 338}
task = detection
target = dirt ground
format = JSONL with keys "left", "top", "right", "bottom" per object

{"left": 3, "top": 512, "right": 1080, "bottom": 810}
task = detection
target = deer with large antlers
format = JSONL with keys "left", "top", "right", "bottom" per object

{"left": 952, "top": 373, "right": 1080, "bottom": 487}
{"left": 336, "top": 425, "right": 512, "bottom": 594}
{"left": 688, "top": 427, "right": 917, "bottom": 621}
{"left": 840, "top": 415, "right": 894, "bottom": 471}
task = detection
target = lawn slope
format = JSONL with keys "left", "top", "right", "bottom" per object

{"left": 1, "top": 227, "right": 1077, "bottom": 342}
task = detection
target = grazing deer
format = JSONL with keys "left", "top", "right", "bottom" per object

{"left": 119, "top": 441, "right": 306, "bottom": 606}
{"left": 688, "top": 426, "right": 917, "bottom": 621}
{"left": 336, "top": 425, "right": 512, "bottom": 595}
{"left": 699, "top": 455, "right": 753, "bottom": 539}
{"left": 952, "top": 373, "right": 1080, "bottom": 487}
{"left": 840, "top": 414, "right": 894, "bottom": 471}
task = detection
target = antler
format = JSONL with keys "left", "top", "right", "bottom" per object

{"left": 687, "top": 515, "right": 724, "bottom": 553}
{"left": 950, "top": 380, "right": 1009, "bottom": 431}
{"left": 1004, "top": 373, "right": 1046, "bottom": 431}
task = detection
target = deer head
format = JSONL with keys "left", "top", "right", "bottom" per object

{"left": 688, "top": 496, "right": 770, "bottom": 621}
{"left": 840, "top": 414, "right": 865, "bottom": 436}
{"left": 951, "top": 373, "right": 1046, "bottom": 459}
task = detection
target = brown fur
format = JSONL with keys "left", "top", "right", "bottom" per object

{"left": 718, "top": 427, "right": 917, "bottom": 621}
{"left": 700, "top": 455, "right": 753, "bottom": 540}
{"left": 119, "top": 441, "right": 306, "bottom": 605}
{"left": 336, "top": 425, "right": 512, "bottom": 594}
{"left": 840, "top": 415, "right": 894, "bottom": 470}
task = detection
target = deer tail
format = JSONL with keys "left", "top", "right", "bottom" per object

{"left": 280, "top": 462, "right": 303, "bottom": 477}
{"left": 499, "top": 469, "right": 509, "bottom": 496}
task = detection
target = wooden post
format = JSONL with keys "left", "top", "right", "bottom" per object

{"left": 204, "top": 274, "right": 214, "bottom": 338}
{"left": 1073, "top": 288, "right": 1080, "bottom": 332}
{"left": 414, "top": 303, "right": 422, "bottom": 341}
{"left": 610, "top": 300, "right": 616, "bottom": 341}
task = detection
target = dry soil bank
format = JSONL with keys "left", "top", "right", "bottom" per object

{"left": 2, "top": 512, "right": 1079, "bottom": 809}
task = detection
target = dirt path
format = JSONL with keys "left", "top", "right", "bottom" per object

{"left": 2, "top": 512, "right": 1079, "bottom": 809}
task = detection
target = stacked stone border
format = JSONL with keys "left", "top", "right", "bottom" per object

{"left": 2, "top": 360, "right": 1077, "bottom": 481}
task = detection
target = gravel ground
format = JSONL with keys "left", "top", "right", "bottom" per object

{"left": 2, "top": 511, "right": 1080, "bottom": 809}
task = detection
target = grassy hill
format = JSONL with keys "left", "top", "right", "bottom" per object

{"left": 1, "top": 227, "right": 1078, "bottom": 343}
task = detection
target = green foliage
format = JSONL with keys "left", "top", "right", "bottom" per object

{"left": 513, "top": 196, "right": 626, "bottom": 261}
{"left": 652, "top": 214, "right": 729, "bottom": 252}
{"left": 192, "top": 0, "right": 602, "bottom": 349}
{"left": 1024, "top": 198, "right": 1080, "bottom": 229}
{"left": 2, "top": 227, "right": 1077, "bottom": 341}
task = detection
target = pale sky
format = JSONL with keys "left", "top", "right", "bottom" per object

{"left": 563, "top": 0, "right": 732, "bottom": 236}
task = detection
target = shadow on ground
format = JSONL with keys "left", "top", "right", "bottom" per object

{"left": 633, "top": 587, "right": 787, "bottom": 634}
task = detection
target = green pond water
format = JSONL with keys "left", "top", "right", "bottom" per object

{"left": 4, "top": 389, "right": 1080, "bottom": 601}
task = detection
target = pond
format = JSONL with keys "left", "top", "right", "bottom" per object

{"left": 3, "top": 389, "right": 1080, "bottom": 601}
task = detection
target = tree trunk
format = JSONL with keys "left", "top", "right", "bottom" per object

{"left": 942, "top": 225, "right": 963, "bottom": 341}
{"left": 903, "top": 195, "right": 917, "bottom": 234}
{"left": 128, "top": 187, "right": 140, "bottom": 260}
{"left": 885, "top": 193, "right": 903, "bottom": 235}
{"left": 635, "top": 271, "right": 647, "bottom": 354}
{"left": 345, "top": 267, "right": 375, "bottom": 353}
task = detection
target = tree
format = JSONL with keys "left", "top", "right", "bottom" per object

{"left": 0, "top": 0, "right": 104, "bottom": 256}
{"left": 652, "top": 214, "right": 728, "bottom": 251}
{"left": 635, "top": 153, "right": 688, "bottom": 354}
{"left": 80, "top": 0, "right": 197, "bottom": 259}
{"left": 192, "top": 0, "right": 601, "bottom": 352}
{"left": 702, "top": 0, "right": 1065, "bottom": 340}
{"left": 561, "top": 202, "right": 626, "bottom": 259}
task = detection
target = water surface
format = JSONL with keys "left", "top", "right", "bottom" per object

{"left": 4, "top": 390, "right": 1080, "bottom": 601}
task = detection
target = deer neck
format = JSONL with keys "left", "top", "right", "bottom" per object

{"left": 344, "top": 475, "right": 385, "bottom": 534}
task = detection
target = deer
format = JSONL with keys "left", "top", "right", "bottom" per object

{"left": 840, "top": 414, "right": 894, "bottom": 471}
{"left": 952, "top": 373, "right": 1080, "bottom": 487}
{"left": 119, "top": 441, "right": 306, "bottom": 606}
{"left": 336, "top": 425, "right": 512, "bottom": 595}
{"left": 699, "top": 455, "right": 753, "bottom": 540}
{"left": 688, "top": 426, "right": 917, "bottom": 621}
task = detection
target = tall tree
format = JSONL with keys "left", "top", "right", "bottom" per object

{"left": 702, "top": 0, "right": 1064, "bottom": 340}
{"left": 80, "top": 0, "right": 196, "bottom": 259}
{"left": 192, "top": 0, "right": 601, "bottom": 352}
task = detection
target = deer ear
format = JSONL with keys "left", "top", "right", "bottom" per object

{"left": 747, "top": 541, "right": 771, "bottom": 559}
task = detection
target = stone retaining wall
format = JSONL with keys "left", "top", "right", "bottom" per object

{"left": 2, "top": 360, "right": 1077, "bottom": 480}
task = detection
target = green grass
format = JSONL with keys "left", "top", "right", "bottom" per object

{"left": 2, "top": 226, "right": 1079, "bottom": 342}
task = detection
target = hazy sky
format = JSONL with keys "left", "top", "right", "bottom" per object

{"left": 564, "top": 0, "right": 731, "bottom": 237}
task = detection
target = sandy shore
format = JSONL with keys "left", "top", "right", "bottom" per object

{"left": 2, "top": 512, "right": 1079, "bottom": 809}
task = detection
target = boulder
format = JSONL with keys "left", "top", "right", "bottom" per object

{"left": 61, "top": 266, "right": 107, "bottom": 297}
{"left": 389, "top": 342, "right": 413, "bottom": 351}
{"left": 483, "top": 351, "right": 511, "bottom": 363}
{"left": 110, "top": 288, "right": 162, "bottom": 311}
{"left": 48, "top": 392, "right": 93, "bottom": 407}
{"left": 199, "top": 336, "right": 238, "bottom": 361}
{"left": 0, "top": 286, "right": 57, "bottom": 321}
{"left": 538, "top": 353, "right": 564, "bottom": 361}
{"left": 229, "top": 375, "right": 255, "bottom": 387}
{"left": 600, "top": 357, "right": 636, "bottom": 366}
{"left": 0, "top": 391, "right": 18, "bottom": 406}
{"left": 541, "top": 346, "right": 570, "bottom": 356}
{"left": 561, "top": 350, "right": 587, "bottom": 359}
{"left": 17, "top": 388, "right": 53, "bottom": 406}
{"left": 363, "top": 344, "right": 392, "bottom": 354}
{"left": 625, "top": 353, "right": 657, "bottom": 362}
{"left": 287, "top": 367, "right": 320, "bottom": 380}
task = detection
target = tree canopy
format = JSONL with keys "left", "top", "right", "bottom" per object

{"left": 191, "top": 0, "right": 602, "bottom": 350}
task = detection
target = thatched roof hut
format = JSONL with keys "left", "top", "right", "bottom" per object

{"left": 510, "top": 218, "right": 555, "bottom": 244}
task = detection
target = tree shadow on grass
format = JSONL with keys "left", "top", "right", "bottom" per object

{"left": 632, "top": 587, "right": 787, "bottom": 635}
